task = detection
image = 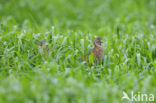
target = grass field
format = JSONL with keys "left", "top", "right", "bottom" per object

{"left": 0, "top": 0, "right": 156, "bottom": 103}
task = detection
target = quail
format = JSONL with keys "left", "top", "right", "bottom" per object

{"left": 38, "top": 41, "right": 49, "bottom": 57}
{"left": 79, "top": 37, "right": 103, "bottom": 65}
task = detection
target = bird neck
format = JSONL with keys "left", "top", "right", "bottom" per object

{"left": 95, "top": 44, "right": 102, "bottom": 48}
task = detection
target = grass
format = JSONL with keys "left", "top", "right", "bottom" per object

{"left": 0, "top": 0, "right": 156, "bottom": 103}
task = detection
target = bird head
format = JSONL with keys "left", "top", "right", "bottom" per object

{"left": 38, "top": 41, "right": 46, "bottom": 46}
{"left": 93, "top": 37, "right": 102, "bottom": 46}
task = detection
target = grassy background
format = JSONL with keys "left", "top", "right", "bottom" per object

{"left": 0, "top": 0, "right": 156, "bottom": 103}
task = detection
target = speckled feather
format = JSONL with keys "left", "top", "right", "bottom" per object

{"left": 79, "top": 37, "right": 103, "bottom": 64}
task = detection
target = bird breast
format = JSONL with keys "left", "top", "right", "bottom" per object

{"left": 92, "top": 46, "right": 103, "bottom": 60}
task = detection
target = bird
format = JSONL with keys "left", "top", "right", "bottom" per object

{"left": 79, "top": 37, "right": 103, "bottom": 65}
{"left": 38, "top": 41, "right": 49, "bottom": 57}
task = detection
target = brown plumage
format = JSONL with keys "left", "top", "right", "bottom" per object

{"left": 38, "top": 41, "right": 49, "bottom": 57}
{"left": 79, "top": 37, "right": 103, "bottom": 65}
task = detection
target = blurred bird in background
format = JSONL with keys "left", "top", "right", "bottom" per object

{"left": 38, "top": 41, "right": 49, "bottom": 57}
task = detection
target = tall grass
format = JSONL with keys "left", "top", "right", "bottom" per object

{"left": 0, "top": 0, "right": 156, "bottom": 103}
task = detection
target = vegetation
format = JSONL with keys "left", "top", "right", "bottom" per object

{"left": 0, "top": 0, "right": 156, "bottom": 103}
